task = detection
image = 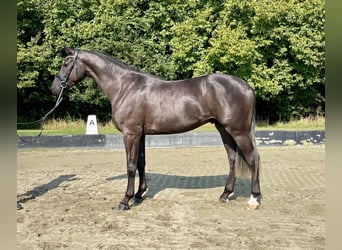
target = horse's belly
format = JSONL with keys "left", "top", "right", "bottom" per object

{"left": 144, "top": 113, "right": 209, "bottom": 134}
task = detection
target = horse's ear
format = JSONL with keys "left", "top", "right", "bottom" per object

{"left": 64, "top": 46, "right": 75, "bottom": 55}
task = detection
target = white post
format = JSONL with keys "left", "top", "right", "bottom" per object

{"left": 86, "top": 115, "right": 98, "bottom": 135}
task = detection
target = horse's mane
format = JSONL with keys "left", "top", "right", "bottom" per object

{"left": 84, "top": 49, "right": 155, "bottom": 77}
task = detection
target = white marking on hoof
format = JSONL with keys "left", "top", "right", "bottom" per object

{"left": 247, "top": 195, "right": 260, "bottom": 210}
{"left": 225, "top": 192, "right": 235, "bottom": 202}
{"left": 220, "top": 192, "right": 234, "bottom": 203}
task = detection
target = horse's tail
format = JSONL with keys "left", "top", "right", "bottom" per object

{"left": 235, "top": 92, "right": 260, "bottom": 178}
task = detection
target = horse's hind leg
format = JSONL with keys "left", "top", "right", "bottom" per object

{"left": 135, "top": 134, "right": 147, "bottom": 203}
{"left": 215, "top": 123, "right": 238, "bottom": 202}
{"left": 247, "top": 152, "right": 261, "bottom": 210}
{"left": 232, "top": 133, "right": 261, "bottom": 210}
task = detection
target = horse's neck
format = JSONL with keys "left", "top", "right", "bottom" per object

{"left": 83, "top": 53, "right": 129, "bottom": 98}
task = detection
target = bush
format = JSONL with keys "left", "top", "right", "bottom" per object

{"left": 17, "top": 0, "right": 325, "bottom": 123}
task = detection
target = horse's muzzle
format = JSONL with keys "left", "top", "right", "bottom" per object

{"left": 50, "top": 79, "right": 62, "bottom": 96}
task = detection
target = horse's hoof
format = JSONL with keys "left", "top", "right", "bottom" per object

{"left": 134, "top": 196, "right": 144, "bottom": 203}
{"left": 220, "top": 197, "right": 230, "bottom": 203}
{"left": 247, "top": 203, "right": 260, "bottom": 210}
{"left": 118, "top": 203, "right": 130, "bottom": 211}
{"left": 219, "top": 192, "right": 234, "bottom": 203}
{"left": 247, "top": 195, "right": 260, "bottom": 210}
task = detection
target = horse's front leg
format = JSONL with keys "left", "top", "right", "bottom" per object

{"left": 119, "top": 132, "right": 141, "bottom": 211}
{"left": 135, "top": 134, "right": 147, "bottom": 203}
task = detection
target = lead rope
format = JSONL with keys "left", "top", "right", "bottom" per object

{"left": 17, "top": 86, "right": 66, "bottom": 143}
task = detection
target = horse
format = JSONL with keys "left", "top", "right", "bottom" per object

{"left": 51, "top": 47, "right": 261, "bottom": 210}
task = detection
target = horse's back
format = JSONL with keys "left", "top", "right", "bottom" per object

{"left": 207, "top": 73, "right": 253, "bottom": 94}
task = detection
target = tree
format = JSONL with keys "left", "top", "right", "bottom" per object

{"left": 17, "top": 0, "right": 325, "bottom": 123}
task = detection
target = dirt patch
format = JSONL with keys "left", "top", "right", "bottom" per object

{"left": 17, "top": 146, "right": 325, "bottom": 249}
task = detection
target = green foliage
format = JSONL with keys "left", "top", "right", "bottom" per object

{"left": 17, "top": 0, "right": 325, "bottom": 123}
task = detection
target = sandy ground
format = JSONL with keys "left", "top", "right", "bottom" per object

{"left": 17, "top": 146, "right": 325, "bottom": 249}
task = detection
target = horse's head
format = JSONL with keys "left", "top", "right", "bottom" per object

{"left": 51, "top": 47, "right": 86, "bottom": 96}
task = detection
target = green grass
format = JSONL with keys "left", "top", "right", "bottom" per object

{"left": 256, "top": 115, "right": 325, "bottom": 131}
{"left": 17, "top": 116, "right": 325, "bottom": 136}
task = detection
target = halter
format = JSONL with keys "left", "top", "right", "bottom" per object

{"left": 55, "top": 48, "right": 79, "bottom": 88}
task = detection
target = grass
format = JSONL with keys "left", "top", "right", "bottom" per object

{"left": 17, "top": 116, "right": 325, "bottom": 136}
{"left": 256, "top": 115, "right": 325, "bottom": 131}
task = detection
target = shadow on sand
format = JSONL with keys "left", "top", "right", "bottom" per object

{"left": 17, "top": 173, "right": 252, "bottom": 210}
{"left": 17, "top": 174, "right": 77, "bottom": 209}
{"left": 106, "top": 173, "right": 251, "bottom": 201}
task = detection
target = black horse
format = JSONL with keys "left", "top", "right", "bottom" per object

{"left": 51, "top": 47, "right": 261, "bottom": 210}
